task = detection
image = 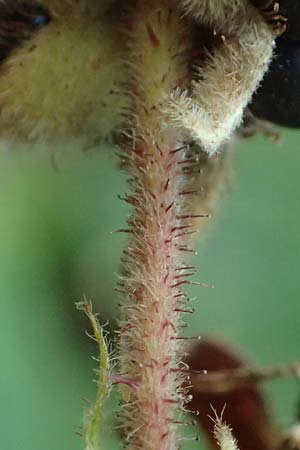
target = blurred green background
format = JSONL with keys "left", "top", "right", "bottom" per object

{"left": 1, "top": 131, "right": 300, "bottom": 450}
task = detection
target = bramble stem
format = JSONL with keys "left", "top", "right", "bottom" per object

{"left": 77, "top": 301, "right": 111, "bottom": 450}
{"left": 117, "top": 3, "right": 201, "bottom": 450}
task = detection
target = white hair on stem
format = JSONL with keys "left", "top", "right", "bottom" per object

{"left": 209, "top": 406, "right": 240, "bottom": 450}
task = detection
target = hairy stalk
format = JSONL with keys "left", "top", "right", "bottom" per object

{"left": 117, "top": 3, "right": 203, "bottom": 450}
{"left": 77, "top": 301, "right": 111, "bottom": 450}
{"left": 211, "top": 409, "right": 240, "bottom": 450}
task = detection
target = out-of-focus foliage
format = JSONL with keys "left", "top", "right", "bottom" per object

{"left": 0, "top": 131, "right": 300, "bottom": 450}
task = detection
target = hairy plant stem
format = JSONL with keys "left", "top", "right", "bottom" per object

{"left": 117, "top": 3, "right": 202, "bottom": 450}
{"left": 77, "top": 301, "right": 111, "bottom": 450}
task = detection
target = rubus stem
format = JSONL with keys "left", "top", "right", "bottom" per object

{"left": 116, "top": 3, "right": 203, "bottom": 450}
